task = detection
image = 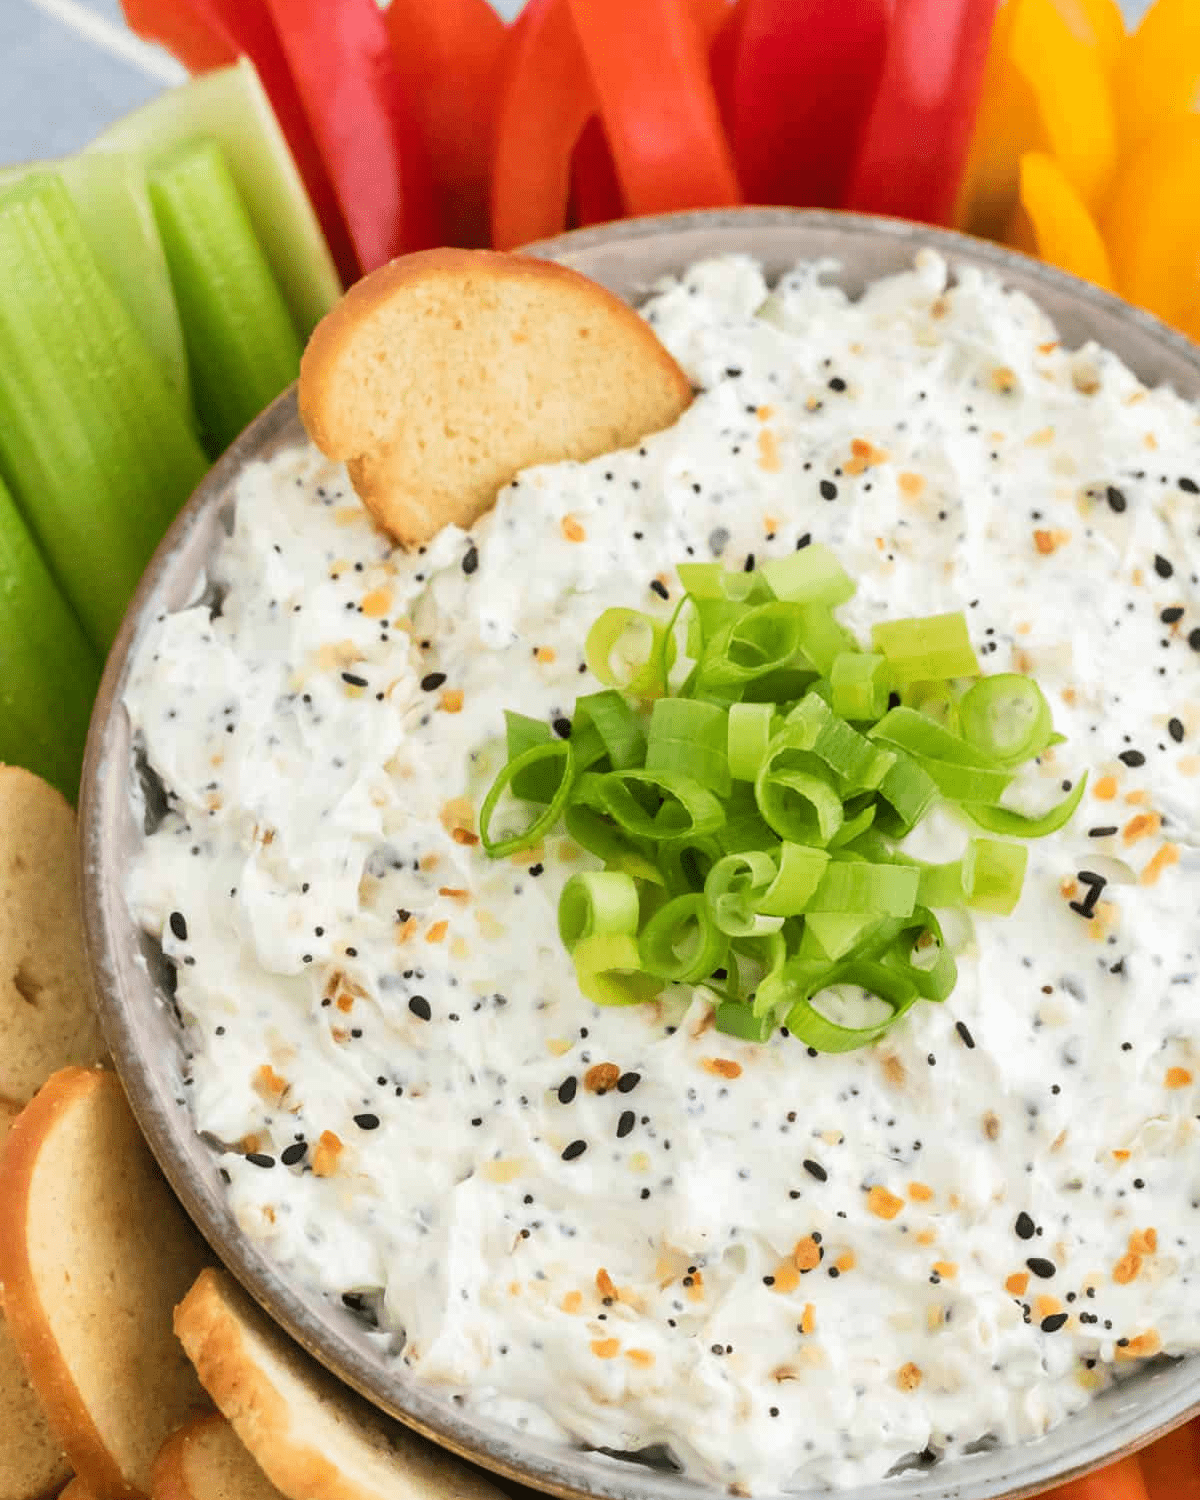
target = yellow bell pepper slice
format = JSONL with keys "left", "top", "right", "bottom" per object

{"left": 1115, "top": 0, "right": 1200, "bottom": 160}
{"left": 1102, "top": 113, "right": 1200, "bottom": 328}
{"left": 1009, "top": 151, "right": 1115, "bottom": 290}
{"left": 1055, "top": 0, "right": 1125, "bottom": 76}
{"left": 957, "top": 0, "right": 1117, "bottom": 239}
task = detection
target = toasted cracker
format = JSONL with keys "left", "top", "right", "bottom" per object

{"left": 299, "top": 248, "right": 692, "bottom": 546}
{"left": 0, "top": 1068, "right": 210, "bottom": 1499}
{"left": 175, "top": 1270, "right": 506, "bottom": 1500}
{"left": 152, "top": 1416, "right": 284, "bottom": 1500}
{"left": 0, "top": 766, "right": 106, "bottom": 1105}
{"left": 0, "top": 1099, "right": 72, "bottom": 1500}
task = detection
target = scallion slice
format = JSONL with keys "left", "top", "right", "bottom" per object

{"left": 831, "top": 651, "right": 891, "bottom": 721}
{"left": 957, "top": 674, "right": 1055, "bottom": 767}
{"left": 586, "top": 607, "right": 675, "bottom": 697}
{"left": 646, "top": 698, "right": 730, "bottom": 796}
{"left": 558, "top": 871, "right": 641, "bottom": 951}
{"left": 638, "top": 893, "right": 729, "bottom": 984}
{"left": 573, "top": 934, "right": 663, "bottom": 1007}
{"left": 872, "top": 612, "right": 981, "bottom": 685}
{"left": 479, "top": 741, "right": 574, "bottom": 857}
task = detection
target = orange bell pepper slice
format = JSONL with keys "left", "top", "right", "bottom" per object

{"left": 1009, "top": 152, "right": 1115, "bottom": 291}
{"left": 384, "top": 0, "right": 506, "bottom": 249}
{"left": 1102, "top": 113, "right": 1200, "bottom": 328}
{"left": 957, "top": 0, "right": 1117, "bottom": 240}
{"left": 1056, "top": 0, "right": 1126, "bottom": 75}
{"left": 1139, "top": 1419, "right": 1200, "bottom": 1500}
{"left": 566, "top": 0, "right": 741, "bottom": 218}
{"left": 1040, "top": 1457, "right": 1150, "bottom": 1500}
{"left": 491, "top": 0, "right": 597, "bottom": 250}
{"left": 1115, "top": 0, "right": 1200, "bottom": 160}
{"left": 843, "top": 0, "right": 999, "bottom": 226}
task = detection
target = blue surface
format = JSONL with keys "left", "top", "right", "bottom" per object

{"left": 0, "top": 0, "right": 1158, "bottom": 168}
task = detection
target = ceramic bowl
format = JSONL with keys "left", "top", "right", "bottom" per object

{"left": 80, "top": 207, "right": 1200, "bottom": 1500}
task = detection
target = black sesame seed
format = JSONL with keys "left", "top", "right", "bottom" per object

{"left": 955, "top": 1021, "right": 975, "bottom": 1049}
{"left": 616, "top": 1071, "right": 641, "bottom": 1093}
{"left": 819, "top": 479, "right": 838, "bottom": 501}
{"left": 1161, "top": 606, "right": 1184, "bottom": 624}
{"left": 803, "top": 1159, "right": 828, "bottom": 1182}
{"left": 1026, "top": 1257, "right": 1056, "bottom": 1279}
{"left": 420, "top": 672, "right": 447, "bottom": 691}
{"left": 280, "top": 1142, "right": 307, "bottom": 1166}
{"left": 408, "top": 995, "right": 432, "bottom": 1021}
{"left": 561, "top": 1139, "right": 588, "bottom": 1161}
{"left": 1190, "top": 627, "right": 1200, "bottom": 651}
{"left": 1088, "top": 825, "right": 1118, "bottom": 838}
{"left": 246, "top": 1152, "right": 275, "bottom": 1168}
{"left": 1118, "top": 749, "right": 1145, "bottom": 767}
{"left": 1041, "top": 1313, "right": 1069, "bottom": 1333}
{"left": 553, "top": 717, "right": 572, "bottom": 739}
{"left": 1015, "top": 1211, "right": 1036, "bottom": 1240}
{"left": 743, "top": 552, "right": 756, "bottom": 572}
{"left": 341, "top": 671, "right": 368, "bottom": 687}
{"left": 462, "top": 544, "right": 479, "bottom": 574}
{"left": 1168, "top": 717, "right": 1185, "bottom": 743}
{"left": 557, "top": 1076, "right": 578, "bottom": 1105}
{"left": 1106, "top": 485, "right": 1127, "bottom": 513}
{"left": 649, "top": 578, "right": 670, "bottom": 600}
{"left": 1180, "top": 476, "right": 1199, "bottom": 493}
{"left": 353, "top": 1113, "right": 380, "bottom": 1131}
{"left": 1154, "top": 554, "right": 1174, "bottom": 579}
{"left": 617, "top": 1110, "right": 636, "bottom": 1139}
{"left": 828, "top": 377, "right": 847, "bottom": 392}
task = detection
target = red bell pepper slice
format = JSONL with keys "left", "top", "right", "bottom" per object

{"left": 492, "top": 0, "right": 597, "bottom": 250}
{"left": 120, "top": 0, "right": 356, "bottom": 284}
{"left": 263, "top": 0, "right": 438, "bottom": 272}
{"left": 384, "top": 0, "right": 506, "bottom": 249}
{"left": 723, "top": 0, "right": 889, "bottom": 207}
{"left": 566, "top": 0, "right": 742, "bottom": 218}
{"left": 844, "top": 0, "right": 1001, "bottom": 225}
{"left": 570, "top": 116, "right": 625, "bottom": 228}
{"left": 690, "top": 0, "right": 735, "bottom": 47}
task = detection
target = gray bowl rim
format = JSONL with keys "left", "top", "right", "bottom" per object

{"left": 80, "top": 206, "right": 1200, "bottom": 1500}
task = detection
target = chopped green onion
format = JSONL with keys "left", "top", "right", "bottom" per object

{"left": 572, "top": 768, "right": 724, "bottom": 842}
{"left": 785, "top": 963, "right": 920, "bottom": 1053}
{"left": 573, "top": 934, "right": 663, "bottom": 1007}
{"left": 962, "top": 837, "right": 1028, "bottom": 914}
{"left": 727, "top": 701, "right": 774, "bottom": 781}
{"left": 479, "top": 552, "right": 1082, "bottom": 1053}
{"left": 963, "top": 773, "right": 1088, "bottom": 838}
{"left": 714, "top": 1001, "right": 775, "bottom": 1041}
{"left": 958, "top": 674, "right": 1055, "bottom": 767}
{"left": 755, "top": 741, "right": 844, "bottom": 846}
{"left": 760, "top": 543, "right": 856, "bottom": 606}
{"left": 479, "top": 741, "right": 574, "bottom": 857}
{"left": 872, "top": 611, "right": 981, "bottom": 685}
{"left": 558, "top": 871, "right": 641, "bottom": 951}
{"left": 705, "top": 850, "right": 784, "bottom": 937}
{"left": 574, "top": 690, "right": 647, "bottom": 771}
{"left": 806, "top": 860, "right": 919, "bottom": 918}
{"left": 638, "top": 893, "right": 728, "bottom": 983}
{"left": 586, "top": 607, "right": 675, "bottom": 697}
{"left": 831, "top": 652, "right": 891, "bottom": 721}
{"left": 646, "top": 698, "right": 730, "bottom": 796}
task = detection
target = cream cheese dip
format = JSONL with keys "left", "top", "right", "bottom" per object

{"left": 125, "top": 252, "right": 1200, "bottom": 1492}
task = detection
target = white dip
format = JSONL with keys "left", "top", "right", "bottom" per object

{"left": 125, "top": 253, "right": 1200, "bottom": 1491}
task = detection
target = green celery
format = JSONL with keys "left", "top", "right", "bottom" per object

{"left": 0, "top": 472, "right": 100, "bottom": 799}
{"left": 89, "top": 59, "right": 340, "bottom": 338}
{"left": 0, "top": 153, "right": 190, "bottom": 406}
{"left": 149, "top": 138, "right": 302, "bottom": 455}
{"left": 0, "top": 173, "right": 209, "bottom": 650}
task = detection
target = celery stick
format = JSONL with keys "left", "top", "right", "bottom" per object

{"left": 0, "top": 174, "right": 209, "bottom": 651}
{"left": 89, "top": 58, "right": 341, "bottom": 338}
{"left": 149, "top": 139, "right": 302, "bottom": 456}
{"left": 0, "top": 471, "right": 100, "bottom": 801}
{"left": 0, "top": 154, "right": 191, "bottom": 407}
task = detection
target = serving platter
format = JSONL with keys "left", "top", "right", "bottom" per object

{"left": 80, "top": 206, "right": 1200, "bottom": 1500}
